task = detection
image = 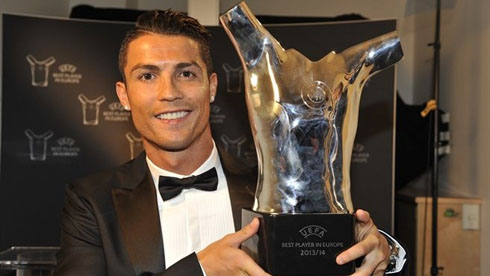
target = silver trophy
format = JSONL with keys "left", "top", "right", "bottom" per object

{"left": 220, "top": 2, "right": 403, "bottom": 275}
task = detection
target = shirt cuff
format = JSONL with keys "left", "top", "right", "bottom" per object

{"left": 378, "top": 229, "right": 407, "bottom": 274}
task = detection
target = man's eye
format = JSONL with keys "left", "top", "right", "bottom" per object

{"left": 180, "top": 70, "right": 195, "bottom": 78}
{"left": 139, "top": 73, "right": 155, "bottom": 81}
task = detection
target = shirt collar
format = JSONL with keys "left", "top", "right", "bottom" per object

{"left": 146, "top": 141, "right": 219, "bottom": 186}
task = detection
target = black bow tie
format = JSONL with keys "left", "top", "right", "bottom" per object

{"left": 158, "top": 168, "right": 218, "bottom": 201}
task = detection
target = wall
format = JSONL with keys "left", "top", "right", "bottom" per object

{"left": 1, "top": 0, "right": 488, "bottom": 275}
{"left": 437, "top": 2, "right": 489, "bottom": 276}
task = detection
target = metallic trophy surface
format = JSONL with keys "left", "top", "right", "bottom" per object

{"left": 220, "top": 2, "right": 403, "bottom": 275}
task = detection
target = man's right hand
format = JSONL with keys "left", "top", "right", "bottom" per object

{"left": 197, "top": 218, "right": 271, "bottom": 276}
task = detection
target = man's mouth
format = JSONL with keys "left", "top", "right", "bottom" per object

{"left": 155, "top": 111, "right": 189, "bottom": 120}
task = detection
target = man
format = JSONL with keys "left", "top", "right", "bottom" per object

{"left": 55, "top": 9, "right": 405, "bottom": 276}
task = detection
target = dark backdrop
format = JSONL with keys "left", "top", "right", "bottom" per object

{"left": 1, "top": 14, "right": 396, "bottom": 251}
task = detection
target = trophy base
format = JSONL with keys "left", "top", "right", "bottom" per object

{"left": 241, "top": 208, "right": 355, "bottom": 276}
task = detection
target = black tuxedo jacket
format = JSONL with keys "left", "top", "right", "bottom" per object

{"left": 55, "top": 150, "right": 256, "bottom": 276}
{"left": 55, "top": 150, "right": 407, "bottom": 275}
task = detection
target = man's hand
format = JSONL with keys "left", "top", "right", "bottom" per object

{"left": 197, "top": 218, "right": 271, "bottom": 276}
{"left": 336, "top": 209, "right": 391, "bottom": 276}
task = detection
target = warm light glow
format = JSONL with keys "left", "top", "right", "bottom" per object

{"left": 265, "top": 52, "right": 280, "bottom": 103}
{"left": 250, "top": 73, "right": 258, "bottom": 90}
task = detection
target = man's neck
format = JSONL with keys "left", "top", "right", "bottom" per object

{"left": 144, "top": 136, "right": 214, "bottom": 175}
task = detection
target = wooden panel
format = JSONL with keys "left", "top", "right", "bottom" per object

{"left": 415, "top": 200, "right": 480, "bottom": 276}
{"left": 396, "top": 188, "right": 482, "bottom": 276}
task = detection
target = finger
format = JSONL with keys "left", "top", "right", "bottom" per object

{"left": 336, "top": 234, "right": 377, "bottom": 265}
{"left": 346, "top": 238, "right": 389, "bottom": 276}
{"left": 350, "top": 252, "right": 388, "bottom": 276}
{"left": 354, "top": 209, "right": 371, "bottom": 224}
{"left": 354, "top": 209, "right": 377, "bottom": 242}
{"left": 226, "top": 217, "right": 260, "bottom": 246}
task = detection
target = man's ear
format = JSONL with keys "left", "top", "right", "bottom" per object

{"left": 209, "top": 73, "right": 218, "bottom": 100}
{"left": 116, "top": 81, "right": 130, "bottom": 111}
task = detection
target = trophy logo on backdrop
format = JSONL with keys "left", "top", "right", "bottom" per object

{"left": 24, "top": 129, "right": 81, "bottom": 160}
{"left": 126, "top": 132, "right": 143, "bottom": 160}
{"left": 24, "top": 129, "right": 54, "bottom": 161}
{"left": 209, "top": 104, "right": 226, "bottom": 124}
{"left": 52, "top": 137, "right": 80, "bottom": 157}
{"left": 53, "top": 63, "right": 82, "bottom": 84}
{"left": 220, "top": 135, "right": 247, "bottom": 158}
{"left": 26, "top": 55, "right": 56, "bottom": 87}
{"left": 352, "top": 143, "right": 370, "bottom": 164}
{"left": 104, "top": 102, "right": 131, "bottom": 122}
{"left": 222, "top": 63, "right": 244, "bottom": 93}
{"left": 78, "top": 94, "right": 106, "bottom": 125}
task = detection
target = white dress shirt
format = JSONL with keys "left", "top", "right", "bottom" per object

{"left": 146, "top": 143, "right": 235, "bottom": 269}
{"left": 146, "top": 143, "right": 406, "bottom": 274}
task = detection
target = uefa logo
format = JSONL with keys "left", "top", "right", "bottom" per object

{"left": 299, "top": 225, "right": 327, "bottom": 239}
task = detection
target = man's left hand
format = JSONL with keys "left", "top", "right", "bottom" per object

{"left": 336, "top": 209, "right": 390, "bottom": 276}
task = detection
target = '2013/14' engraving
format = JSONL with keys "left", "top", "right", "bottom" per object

{"left": 300, "top": 249, "right": 326, "bottom": 256}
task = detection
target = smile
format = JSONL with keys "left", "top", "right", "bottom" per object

{"left": 155, "top": 111, "right": 189, "bottom": 120}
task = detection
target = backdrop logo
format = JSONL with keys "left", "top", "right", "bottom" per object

{"left": 26, "top": 55, "right": 56, "bottom": 87}
{"left": 222, "top": 63, "right": 243, "bottom": 93}
{"left": 78, "top": 94, "right": 106, "bottom": 125}
{"left": 352, "top": 143, "right": 370, "bottom": 163}
{"left": 353, "top": 143, "right": 365, "bottom": 152}
{"left": 57, "top": 137, "right": 75, "bottom": 146}
{"left": 221, "top": 135, "right": 246, "bottom": 158}
{"left": 53, "top": 63, "right": 82, "bottom": 84}
{"left": 210, "top": 104, "right": 226, "bottom": 124}
{"left": 126, "top": 132, "right": 143, "bottom": 159}
{"left": 108, "top": 102, "right": 125, "bottom": 111}
{"left": 211, "top": 105, "right": 221, "bottom": 114}
{"left": 24, "top": 129, "right": 54, "bottom": 161}
{"left": 104, "top": 102, "right": 130, "bottom": 122}
{"left": 58, "top": 64, "right": 77, "bottom": 73}
{"left": 299, "top": 225, "right": 327, "bottom": 238}
{"left": 52, "top": 137, "right": 80, "bottom": 157}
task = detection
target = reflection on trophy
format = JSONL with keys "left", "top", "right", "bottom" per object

{"left": 220, "top": 2, "right": 403, "bottom": 275}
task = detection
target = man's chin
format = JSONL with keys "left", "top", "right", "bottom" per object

{"left": 156, "top": 140, "right": 192, "bottom": 152}
{"left": 141, "top": 137, "right": 190, "bottom": 153}
{"left": 159, "top": 144, "right": 190, "bottom": 152}
{"left": 142, "top": 125, "right": 212, "bottom": 154}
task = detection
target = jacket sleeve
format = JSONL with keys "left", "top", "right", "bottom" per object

{"left": 379, "top": 230, "right": 409, "bottom": 276}
{"left": 155, "top": 253, "right": 204, "bottom": 276}
{"left": 54, "top": 183, "right": 106, "bottom": 275}
{"left": 54, "top": 183, "right": 204, "bottom": 276}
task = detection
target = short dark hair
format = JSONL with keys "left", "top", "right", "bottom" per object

{"left": 118, "top": 9, "right": 213, "bottom": 81}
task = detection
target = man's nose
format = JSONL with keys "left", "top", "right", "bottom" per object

{"left": 157, "top": 76, "right": 183, "bottom": 101}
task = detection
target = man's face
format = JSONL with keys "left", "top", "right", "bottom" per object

{"left": 116, "top": 33, "right": 217, "bottom": 154}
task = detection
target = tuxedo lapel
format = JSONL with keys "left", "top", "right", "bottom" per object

{"left": 112, "top": 153, "right": 165, "bottom": 275}
{"left": 110, "top": 148, "right": 258, "bottom": 274}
